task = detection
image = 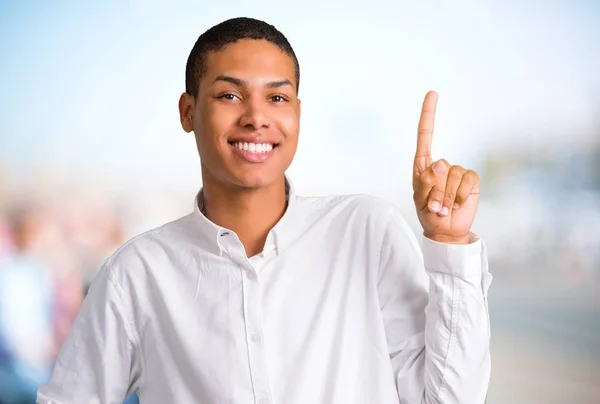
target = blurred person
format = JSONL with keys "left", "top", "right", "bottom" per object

{"left": 23, "top": 197, "right": 85, "bottom": 361}
{"left": 38, "top": 17, "right": 492, "bottom": 404}
{"left": 87, "top": 210, "right": 127, "bottom": 289}
{"left": 0, "top": 215, "right": 13, "bottom": 259}
{"left": 0, "top": 207, "right": 55, "bottom": 404}
{"left": 59, "top": 196, "right": 124, "bottom": 288}
{"left": 51, "top": 266, "right": 84, "bottom": 361}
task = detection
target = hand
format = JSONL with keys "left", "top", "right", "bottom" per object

{"left": 412, "top": 91, "right": 480, "bottom": 244}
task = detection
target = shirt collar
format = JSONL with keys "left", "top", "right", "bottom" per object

{"left": 192, "top": 177, "right": 298, "bottom": 256}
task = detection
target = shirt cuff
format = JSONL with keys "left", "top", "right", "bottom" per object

{"left": 421, "top": 232, "right": 483, "bottom": 279}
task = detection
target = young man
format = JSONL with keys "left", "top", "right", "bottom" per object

{"left": 37, "top": 17, "right": 492, "bottom": 404}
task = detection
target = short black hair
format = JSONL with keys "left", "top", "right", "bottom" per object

{"left": 185, "top": 17, "right": 300, "bottom": 98}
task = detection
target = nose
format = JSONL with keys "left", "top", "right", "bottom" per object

{"left": 238, "top": 98, "right": 270, "bottom": 130}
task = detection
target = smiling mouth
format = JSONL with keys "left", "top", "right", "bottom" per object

{"left": 228, "top": 141, "right": 279, "bottom": 154}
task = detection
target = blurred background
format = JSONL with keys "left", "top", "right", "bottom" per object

{"left": 0, "top": 1, "right": 599, "bottom": 403}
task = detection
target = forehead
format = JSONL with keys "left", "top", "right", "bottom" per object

{"left": 203, "top": 39, "right": 296, "bottom": 85}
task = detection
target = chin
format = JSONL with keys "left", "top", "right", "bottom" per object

{"left": 201, "top": 152, "right": 290, "bottom": 191}
{"left": 230, "top": 171, "right": 281, "bottom": 189}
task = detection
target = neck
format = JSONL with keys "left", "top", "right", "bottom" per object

{"left": 201, "top": 172, "right": 287, "bottom": 257}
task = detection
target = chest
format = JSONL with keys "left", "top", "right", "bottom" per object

{"left": 135, "top": 240, "right": 388, "bottom": 402}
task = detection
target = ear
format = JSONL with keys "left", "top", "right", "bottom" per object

{"left": 297, "top": 98, "right": 301, "bottom": 119}
{"left": 178, "top": 93, "right": 195, "bottom": 133}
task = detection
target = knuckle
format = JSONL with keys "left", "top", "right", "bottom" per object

{"left": 466, "top": 170, "right": 479, "bottom": 181}
{"left": 449, "top": 170, "right": 463, "bottom": 181}
{"left": 450, "top": 165, "right": 464, "bottom": 174}
{"left": 448, "top": 165, "right": 464, "bottom": 177}
{"left": 419, "top": 172, "right": 437, "bottom": 187}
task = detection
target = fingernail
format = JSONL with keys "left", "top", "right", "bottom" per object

{"left": 430, "top": 201, "right": 441, "bottom": 212}
{"left": 453, "top": 203, "right": 460, "bottom": 210}
{"left": 440, "top": 206, "right": 449, "bottom": 216}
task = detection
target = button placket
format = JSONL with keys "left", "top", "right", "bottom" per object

{"left": 258, "top": 396, "right": 271, "bottom": 404}
{"left": 220, "top": 229, "right": 273, "bottom": 403}
{"left": 241, "top": 261, "right": 272, "bottom": 403}
{"left": 249, "top": 329, "right": 260, "bottom": 341}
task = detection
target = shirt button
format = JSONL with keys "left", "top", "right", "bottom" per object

{"left": 246, "top": 271, "right": 257, "bottom": 281}
{"left": 258, "top": 398, "right": 270, "bottom": 404}
{"left": 251, "top": 332, "right": 262, "bottom": 342}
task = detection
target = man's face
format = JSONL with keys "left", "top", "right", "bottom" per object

{"left": 179, "top": 39, "right": 301, "bottom": 190}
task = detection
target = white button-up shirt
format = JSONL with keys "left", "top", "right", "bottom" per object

{"left": 37, "top": 182, "right": 492, "bottom": 404}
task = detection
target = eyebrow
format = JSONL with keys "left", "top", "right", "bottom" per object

{"left": 213, "top": 75, "right": 294, "bottom": 89}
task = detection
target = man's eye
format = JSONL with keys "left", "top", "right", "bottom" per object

{"left": 218, "top": 93, "right": 238, "bottom": 101}
{"left": 271, "top": 95, "right": 287, "bottom": 103}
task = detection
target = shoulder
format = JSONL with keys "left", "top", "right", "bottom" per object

{"left": 100, "top": 213, "right": 197, "bottom": 282}
{"left": 292, "top": 193, "right": 416, "bottom": 246}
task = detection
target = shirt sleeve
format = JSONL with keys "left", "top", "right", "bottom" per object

{"left": 37, "top": 262, "right": 142, "bottom": 404}
{"left": 376, "top": 207, "right": 492, "bottom": 404}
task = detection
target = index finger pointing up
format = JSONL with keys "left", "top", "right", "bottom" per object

{"left": 416, "top": 90, "right": 438, "bottom": 159}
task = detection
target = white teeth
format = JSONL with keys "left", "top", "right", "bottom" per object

{"left": 232, "top": 142, "right": 274, "bottom": 153}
